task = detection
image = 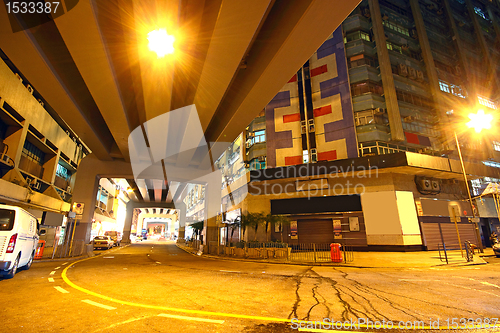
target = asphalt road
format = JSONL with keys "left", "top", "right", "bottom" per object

{"left": 1, "top": 240, "right": 500, "bottom": 333}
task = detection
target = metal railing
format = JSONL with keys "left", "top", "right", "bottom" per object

{"left": 437, "top": 242, "right": 474, "bottom": 264}
{"left": 217, "top": 242, "right": 354, "bottom": 263}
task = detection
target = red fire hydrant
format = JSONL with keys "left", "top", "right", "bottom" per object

{"left": 330, "top": 243, "right": 342, "bottom": 262}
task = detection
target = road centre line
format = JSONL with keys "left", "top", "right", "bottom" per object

{"left": 220, "top": 270, "right": 240, "bottom": 273}
{"left": 82, "top": 299, "right": 117, "bottom": 310}
{"left": 62, "top": 262, "right": 68, "bottom": 265}
{"left": 60, "top": 253, "right": 496, "bottom": 330}
{"left": 103, "top": 257, "right": 114, "bottom": 259}
{"left": 49, "top": 271, "right": 56, "bottom": 275}
{"left": 54, "top": 266, "right": 61, "bottom": 270}
{"left": 48, "top": 277, "right": 54, "bottom": 282}
{"left": 158, "top": 313, "right": 224, "bottom": 324}
{"left": 156, "top": 262, "right": 161, "bottom": 264}
{"left": 54, "top": 286, "right": 69, "bottom": 294}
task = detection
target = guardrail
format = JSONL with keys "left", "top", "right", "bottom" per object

{"left": 206, "top": 242, "right": 354, "bottom": 263}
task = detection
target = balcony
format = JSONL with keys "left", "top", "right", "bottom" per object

{"left": 19, "top": 154, "right": 44, "bottom": 178}
{"left": 54, "top": 175, "right": 70, "bottom": 191}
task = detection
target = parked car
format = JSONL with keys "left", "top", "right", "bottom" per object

{"left": 93, "top": 236, "right": 114, "bottom": 250}
{"left": 0, "top": 205, "right": 39, "bottom": 279}
{"left": 104, "top": 231, "right": 121, "bottom": 246}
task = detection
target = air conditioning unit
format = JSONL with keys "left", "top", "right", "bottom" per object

{"left": 26, "top": 84, "right": 34, "bottom": 94}
{"left": 32, "top": 182, "right": 41, "bottom": 190}
{"left": 15, "top": 73, "right": 23, "bottom": 83}
{"left": 398, "top": 63, "right": 408, "bottom": 76}
{"left": 431, "top": 180, "right": 441, "bottom": 191}
{"left": 382, "top": 13, "right": 389, "bottom": 21}
{"left": 416, "top": 70, "right": 424, "bottom": 82}
{"left": 245, "top": 141, "right": 251, "bottom": 149}
{"left": 374, "top": 107, "right": 386, "bottom": 115}
{"left": 257, "top": 156, "right": 266, "bottom": 162}
{"left": 37, "top": 99, "right": 44, "bottom": 107}
{"left": 408, "top": 67, "right": 417, "bottom": 79}
{"left": 308, "top": 119, "right": 315, "bottom": 132}
{"left": 436, "top": 8, "right": 443, "bottom": 15}
{"left": 402, "top": 44, "right": 410, "bottom": 51}
{"left": 67, "top": 186, "right": 72, "bottom": 194}
{"left": 417, "top": 178, "right": 432, "bottom": 191}
{"left": 410, "top": 28, "right": 418, "bottom": 39}
{"left": 404, "top": 115, "right": 417, "bottom": 122}
{"left": 310, "top": 149, "right": 317, "bottom": 162}
{"left": 362, "top": 7, "right": 371, "bottom": 18}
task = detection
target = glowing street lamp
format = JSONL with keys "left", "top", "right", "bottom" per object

{"left": 454, "top": 109, "right": 493, "bottom": 254}
{"left": 466, "top": 109, "right": 493, "bottom": 133}
{"left": 147, "top": 29, "right": 175, "bottom": 58}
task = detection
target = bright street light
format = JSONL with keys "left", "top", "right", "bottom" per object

{"left": 466, "top": 109, "right": 493, "bottom": 133}
{"left": 147, "top": 29, "right": 175, "bottom": 58}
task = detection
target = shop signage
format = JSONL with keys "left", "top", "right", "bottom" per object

{"left": 348, "top": 217, "right": 359, "bottom": 232}
{"left": 333, "top": 219, "right": 342, "bottom": 239}
{"left": 290, "top": 221, "right": 298, "bottom": 239}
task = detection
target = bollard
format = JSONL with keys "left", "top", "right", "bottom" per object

{"left": 330, "top": 243, "right": 342, "bottom": 262}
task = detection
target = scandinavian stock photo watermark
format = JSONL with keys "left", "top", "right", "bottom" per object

{"left": 248, "top": 164, "right": 379, "bottom": 198}
{"left": 290, "top": 317, "right": 499, "bottom": 330}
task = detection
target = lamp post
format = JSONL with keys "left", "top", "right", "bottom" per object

{"left": 454, "top": 109, "right": 492, "bottom": 254}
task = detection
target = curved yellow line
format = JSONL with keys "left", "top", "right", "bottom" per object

{"left": 61, "top": 256, "right": 500, "bottom": 330}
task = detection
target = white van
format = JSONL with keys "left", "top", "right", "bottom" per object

{"left": 0, "top": 205, "right": 39, "bottom": 278}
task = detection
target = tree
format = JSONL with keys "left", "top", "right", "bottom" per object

{"left": 190, "top": 221, "right": 204, "bottom": 241}
{"left": 272, "top": 215, "right": 290, "bottom": 243}
{"left": 240, "top": 212, "right": 265, "bottom": 242}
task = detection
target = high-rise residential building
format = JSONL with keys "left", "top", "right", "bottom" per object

{"left": 215, "top": 0, "right": 500, "bottom": 250}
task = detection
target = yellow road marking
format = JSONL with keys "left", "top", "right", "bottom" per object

{"left": 48, "top": 277, "right": 54, "bottom": 282}
{"left": 60, "top": 255, "right": 500, "bottom": 330}
{"left": 49, "top": 271, "right": 56, "bottom": 275}
{"left": 158, "top": 313, "right": 224, "bottom": 324}
{"left": 82, "top": 299, "right": 116, "bottom": 310}
{"left": 54, "top": 286, "right": 69, "bottom": 294}
{"left": 54, "top": 266, "right": 61, "bottom": 270}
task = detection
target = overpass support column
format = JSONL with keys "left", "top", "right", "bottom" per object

{"left": 177, "top": 202, "right": 186, "bottom": 239}
{"left": 72, "top": 154, "right": 134, "bottom": 254}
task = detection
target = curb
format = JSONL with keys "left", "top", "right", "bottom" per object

{"left": 175, "top": 244, "right": 487, "bottom": 269}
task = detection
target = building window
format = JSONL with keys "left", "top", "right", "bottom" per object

{"left": 344, "top": 30, "right": 371, "bottom": 43}
{"left": 438, "top": 80, "right": 466, "bottom": 98}
{"left": 22, "top": 141, "right": 45, "bottom": 165}
{"left": 396, "top": 90, "right": 432, "bottom": 108}
{"left": 478, "top": 96, "right": 497, "bottom": 109}
{"left": 382, "top": 20, "right": 410, "bottom": 37}
{"left": 303, "top": 150, "right": 309, "bottom": 163}
{"left": 348, "top": 54, "right": 378, "bottom": 68}
{"left": 474, "top": 7, "right": 488, "bottom": 20}
{"left": 56, "top": 163, "right": 71, "bottom": 180}
{"left": 439, "top": 80, "right": 450, "bottom": 93}
{"left": 249, "top": 158, "right": 265, "bottom": 170}
{"left": 253, "top": 130, "right": 266, "bottom": 143}
{"left": 351, "top": 81, "right": 384, "bottom": 96}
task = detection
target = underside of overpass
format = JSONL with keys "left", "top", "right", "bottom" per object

{"left": 0, "top": 0, "right": 361, "bottom": 252}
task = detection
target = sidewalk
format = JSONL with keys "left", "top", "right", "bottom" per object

{"left": 177, "top": 244, "right": 491, "bottom": 268}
